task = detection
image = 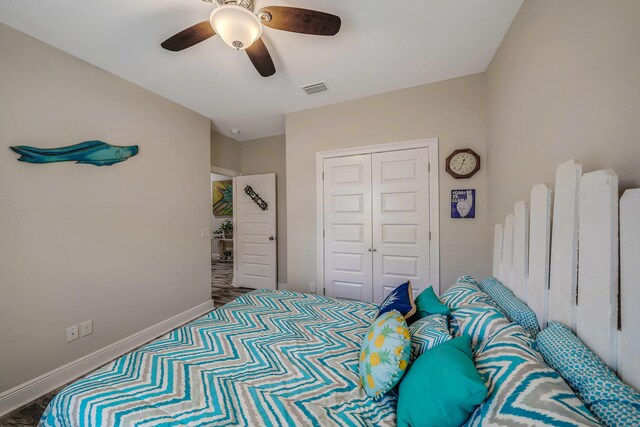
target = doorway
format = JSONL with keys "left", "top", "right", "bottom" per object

{"left": 210, "top": 169, "right": 250, "bottom": 305}
{"left": 211, "top": 172, "right": 235, "bottom": 302}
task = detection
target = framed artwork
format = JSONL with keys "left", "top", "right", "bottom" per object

{"left": 451, "top": 189, "right": 475, "bottom": 218}
{"left": 212, "top": 180, "right": 233, "bottom": 216}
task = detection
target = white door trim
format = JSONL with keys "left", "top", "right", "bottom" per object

{"left": 315, "top": 138, "right": 440, "bottom": 296}
{"left": 211, "top": 166, "right": 241, "bottom": 177}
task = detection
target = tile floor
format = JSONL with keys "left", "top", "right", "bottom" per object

{"left": 211, "top": 258, "right": 253, "bottom": 306}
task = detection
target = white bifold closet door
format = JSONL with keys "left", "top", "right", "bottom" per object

{"left": 372, "top": 148, "right": 430, "bottom": 303}
{"left": 323, "top": 155, "right": 374, "bottom": 302}
{"left": 323, "top": 148, "right": 430, "bottom": 304}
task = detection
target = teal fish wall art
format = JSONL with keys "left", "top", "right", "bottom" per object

{"left": 10, "top": 140, "right": 139, "bottom": 166}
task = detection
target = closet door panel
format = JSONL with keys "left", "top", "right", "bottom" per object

{"left": 323, "top": 155, "right": 373, "bottom": 302}
{"left": 372, "top": 148, "right": 430, "bottom": 303}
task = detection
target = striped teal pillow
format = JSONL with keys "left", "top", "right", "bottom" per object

{"left": 449, "top": 301, "right": 510, "bottom": 350}
{"left": 467, "top": 323, "right": 600, "bottom": 426}
{"left": 440, "top": 276, "right": 497, "bottom": 309}
{"left": 407, "top": 314, "right": 451, "bottom": 362}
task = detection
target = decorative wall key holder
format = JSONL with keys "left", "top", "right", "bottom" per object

{"left": 244, "top": 185, "right": 268, "bottom": 210}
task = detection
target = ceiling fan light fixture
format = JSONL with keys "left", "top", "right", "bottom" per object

{"left": 210, "top": 4, "right": 262, "bottom": 50}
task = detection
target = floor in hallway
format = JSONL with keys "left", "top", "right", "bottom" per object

{"left": 211, "top": 258, "right": 253, "bottom": 306}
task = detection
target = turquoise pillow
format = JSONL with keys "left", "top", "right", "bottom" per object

{"left": 479, "top": 276, "right": 540, "bottom": 337}
{"left": 412, "top": 286, "right": 449, "bottom": 322}
{"left": 407, "top": 314, "right": 451, "bottom": 362}
{"left": 359, "top": 310, "right": 411, "bottom": 399}
{"left": 397, "top": 335, "right": 488, "bottom": 427}
{"left": 376, "top": 281, "right": 417, "bottom": 320}
{"left": 537, "top": 321, "right": 640, "bottom": 427}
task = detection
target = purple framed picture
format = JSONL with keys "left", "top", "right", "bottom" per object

{"left": 451, "top": 189, "right": 475, "bottom": 218}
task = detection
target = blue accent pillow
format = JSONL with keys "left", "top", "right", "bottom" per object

{"left": 407, "top": 314, "right": 451, "bottom": 362}
{"left": 478, "top": 276, "right": 541, "bottom": 337}
{"left": 467, "top": 323, "right": 600, "bottom": 426}
{"left": 536, "top": 321, "right": 640, "bottom": 427}
{"left": 376, "top": 281, "right": 417, "bottom": 320}
{"left": 359, "top": 310, "right": 412, "bottom": 399}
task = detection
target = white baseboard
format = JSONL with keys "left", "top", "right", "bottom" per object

{"left": 0, "top": 299, "right": 214, "bottom": 418}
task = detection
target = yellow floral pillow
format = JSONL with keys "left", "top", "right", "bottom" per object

{"left": 359, "top": 310, "right": 412, "bottom": 399}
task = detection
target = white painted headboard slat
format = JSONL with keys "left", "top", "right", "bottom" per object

{"left": 512, "top": 201, "right": 529, "bottom": 302}
{"left": 618, "top": 189, "right": 640, "bottom": 391}
{"left": 501, "top": 213, "right": 515, "bottom": 287}
{"left": 493, "top": 159, "right": 639, "bottom": 392}
{"left": 527, "top": 184, "right": 551, "bottom": 329}
{"left": 576, "top": 170, "right": 619, "bottom": 370}
{"left": 548, "top": 160, "right": 581, "bottom": 330}
{"left": 493, "top": 224, "right": 504, "bottom": 279}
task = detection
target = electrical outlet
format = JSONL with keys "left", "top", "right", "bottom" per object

{"left": 80, "top": 320, "right": 93, "bottom": 337}
{"left": 66, "top": 325, "right": 78, "bottom": 342}
{"left": 309, "top": 282, "right": 316, "bottom": 292}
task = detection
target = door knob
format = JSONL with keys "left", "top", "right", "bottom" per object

{"left": 368, "top": 248, "right": 372, "bottom": 252}
{"left": 372, "top": 248, "right": 377, "bottom": 252}
{"left": 269, "top": 236, "right": 275, "bottom": 241}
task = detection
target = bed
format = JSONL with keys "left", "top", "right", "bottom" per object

{"left": 39, "top": 291, "right": 396, "bottom": 426}
{"left": 40, "top": 158, "right": 640, "bottom": 427}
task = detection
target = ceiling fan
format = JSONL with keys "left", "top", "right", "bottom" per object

{"left": 161, "top": 0, "right": 341, "bottom": 77}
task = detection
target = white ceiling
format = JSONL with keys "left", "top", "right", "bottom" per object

{"left": 0, "top": 0, "right": 522, "bottom": 141}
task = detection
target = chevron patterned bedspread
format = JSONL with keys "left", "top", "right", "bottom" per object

{"left": 39, "top": 290, "right": 397, "bottom": 427}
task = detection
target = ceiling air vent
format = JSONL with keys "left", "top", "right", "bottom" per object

{"left": 302, "top": 82, "right": 328, "bottom": 95}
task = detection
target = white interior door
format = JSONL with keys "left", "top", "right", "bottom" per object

{"left": 323, "top": 155, "right": 373, "bottom": 302}
{"left": 234, "top": 173, "right": 277, "bottom": 290}
{"left": 372, "top": 148, "right": 430, "bottom": 303}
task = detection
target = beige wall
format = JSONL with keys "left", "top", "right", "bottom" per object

{"left": 240, "top": 135, "right": 287, "bottom": 284}
{"left": 486, "top": 0, "right": 640, "bottom": 229}
{"left": 0, "top": 23, "right": 211, "bottom": 393}
{"left": 286, "top": 74, "right": 490, "bottom": 293}
{"left": 211, "top": 130, "right": 241, "bottom": 172}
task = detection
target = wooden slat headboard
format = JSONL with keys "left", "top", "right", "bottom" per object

{"left": 493, "top": 159, "right": 640, "bottom": 391}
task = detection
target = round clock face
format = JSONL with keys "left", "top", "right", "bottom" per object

{"left": 449, "top": 152, "right": 478, "bottom": 176}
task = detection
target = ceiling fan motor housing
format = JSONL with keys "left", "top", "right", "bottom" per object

{"left": 206, "top": 0, "right": 255, "bottom": 12}
{"left": 209, "top": 2, "right": 262, "bottom": 50}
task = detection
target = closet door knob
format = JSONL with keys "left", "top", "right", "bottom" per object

{"left": 372, "top": 248, "right": 377, "bottom": 252}
{"left": 368, "top": 248, "right": 372, "bottom": 252}
{"left": 269, "top": 236, "right": 275, "bottom": 241}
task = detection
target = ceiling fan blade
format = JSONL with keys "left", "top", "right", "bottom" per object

{"left": 258, "top": 6, "right": 341, "bottom": 36}
{"left": 245, "top": 38, "right": 276, "bottom": 77}
{"left": 161, "top": 21, "right": 215, "bottom": 52}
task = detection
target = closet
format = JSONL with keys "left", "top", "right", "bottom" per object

{"left": 322, "top": 147, "right": 433, "bottom": 303}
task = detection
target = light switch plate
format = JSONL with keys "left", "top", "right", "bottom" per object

{"left": 80, "top": 320, "right": 93, "bottom": 337}
{"left": 201, "top": 228, "right": 211, "bottom": 239}
{"left": 66, "top": 325, "right": 78, "bottom": 342}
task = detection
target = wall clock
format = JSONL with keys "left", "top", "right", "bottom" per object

{"left": 445, "top": 148, "right": 480, "bottom": 179}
